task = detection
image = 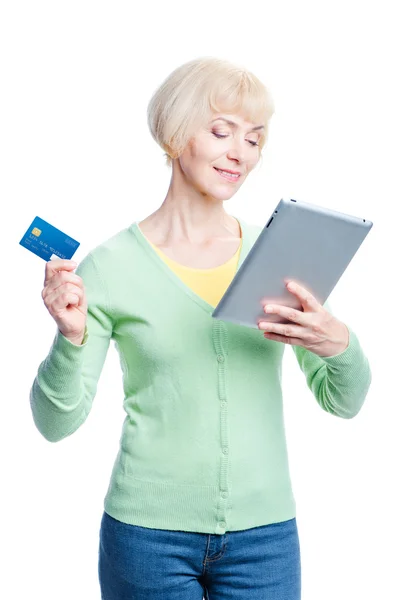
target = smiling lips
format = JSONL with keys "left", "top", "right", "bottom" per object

{"left": 214, "top": 167, "right": 241, "bottom": 182}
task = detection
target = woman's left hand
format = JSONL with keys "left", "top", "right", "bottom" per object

{"left": 258, "top": 281, "right": 350, "bottom": 358}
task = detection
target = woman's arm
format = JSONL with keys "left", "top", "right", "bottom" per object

{"left": 291, "top": 308, "right": 372, "bottom": 418}
{"left": 258, "top": 281, "right": 372, "bottom": 418}
{"left": 30, "top": 253, "right": 113, "bottom": 442}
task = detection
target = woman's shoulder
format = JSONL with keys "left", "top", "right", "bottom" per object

{"left": 77, "top": 224, "right": 141, "bottom": 275}
{"left": 239, "top": 218, "right": 263, "bottom": 244}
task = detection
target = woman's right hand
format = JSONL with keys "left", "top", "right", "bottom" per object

{"left": 42, "top": 259, "right": 87, "bottom": 345}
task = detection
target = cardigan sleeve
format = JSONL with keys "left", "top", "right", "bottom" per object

{"left": 291, "top": 300, "right": 372, "bottom": 418}
{"left": 29, "top": 253, "right": 113, "bottom": 442}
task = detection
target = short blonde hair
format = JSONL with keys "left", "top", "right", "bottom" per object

{"left": 147, "top": 56, "right": 275, "bottom": 166}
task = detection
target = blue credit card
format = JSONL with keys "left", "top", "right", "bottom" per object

{"left": 19, "top": 216, "right": 80, "bottom": 261}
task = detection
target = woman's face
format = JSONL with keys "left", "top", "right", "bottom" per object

{"left": 177, "top": 112, "right": 264, "bottom": 201}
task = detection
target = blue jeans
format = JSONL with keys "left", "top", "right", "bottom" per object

{"left": 98, "top": 511, "right": 301, "bottom": 599}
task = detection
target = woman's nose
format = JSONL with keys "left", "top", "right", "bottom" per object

{"left": 226, "top": 138, "right": 246, "bottom": 162}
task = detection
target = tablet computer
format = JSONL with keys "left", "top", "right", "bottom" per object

{"left": 211, "top": 198, "right": 373, "bottom": 328}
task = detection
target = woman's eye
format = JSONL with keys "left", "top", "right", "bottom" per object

{"left": 213, "top": 132, "right": 259, "bottom": 146}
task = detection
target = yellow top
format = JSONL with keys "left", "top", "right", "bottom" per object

{"left": 146, "top": 236, "right": 243, "bottom": 308}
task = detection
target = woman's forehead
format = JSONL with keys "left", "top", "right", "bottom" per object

{"left": 210, "top": 113, "right": 265, "bottom": 130}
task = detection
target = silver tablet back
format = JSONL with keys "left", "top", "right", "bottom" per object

{"left": 212, "top": 198, "right": 373, "bottom": 329}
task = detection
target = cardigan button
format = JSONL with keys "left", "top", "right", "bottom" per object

{"left": 217, "top": 354, "right": 225, "bottom": 362}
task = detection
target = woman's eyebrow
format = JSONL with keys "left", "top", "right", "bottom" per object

{"left": 211, "top": 117, "right": 264, "bottom": 131}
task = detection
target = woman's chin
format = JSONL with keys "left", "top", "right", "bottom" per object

{"left": 207, "top": 186, "right": 239, "bottom": 202}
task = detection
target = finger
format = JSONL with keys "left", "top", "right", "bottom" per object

{"left": 45, "top": 284, "right": 85, "bottom": 312}
{"left": 43, "top": 271, "right": 84, "bottom": 297}
{"left": 285, "top": 281, "right": 322, "bottom": 311}
{"left": 258, "top": 321, "right": 305, "bottom": 339}
{"left": 262, "top": 331, "right": 303, "bottom": 346}
{"left": 44, "top": 259, "right": 77, "bottom": 286}
{"left": 263, "top": 303, "right": 307, "bottom": 325}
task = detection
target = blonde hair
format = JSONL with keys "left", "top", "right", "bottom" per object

{"left": 147, "top": 56, "right": 275, "bottom": 167}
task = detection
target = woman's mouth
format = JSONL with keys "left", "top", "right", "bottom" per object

{"left": 214, "top": 168, "right": 241, "bottom": 182}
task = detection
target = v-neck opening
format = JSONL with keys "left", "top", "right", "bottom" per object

{"left": 129, "top": 216, "right": 251, "bottom": 314}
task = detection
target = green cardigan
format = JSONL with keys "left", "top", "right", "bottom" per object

{"left": 30, "top": 217, "right": 371, "bottom": 534}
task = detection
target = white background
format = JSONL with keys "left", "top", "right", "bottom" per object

{"left": 1, "top": 1, "right": 398, "bottom": 598}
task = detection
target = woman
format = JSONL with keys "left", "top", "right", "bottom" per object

{"left": 31, "top": 57, "right": 371, "bottom": 600}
